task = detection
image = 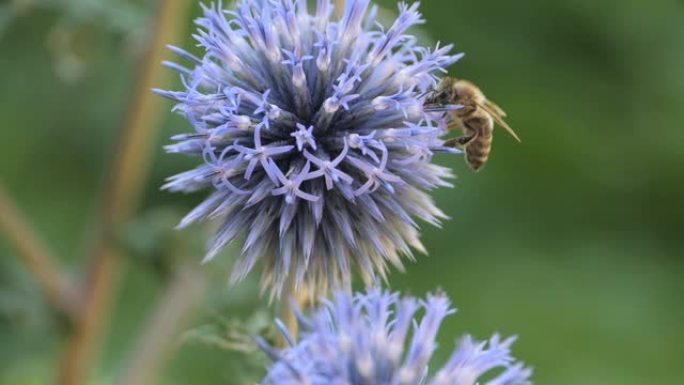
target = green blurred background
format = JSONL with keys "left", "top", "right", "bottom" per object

{"left": 1, "top": 0, "right": 683, "bottom": 384}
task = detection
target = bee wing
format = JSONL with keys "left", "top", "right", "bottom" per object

{"left": 476, "top": 101, "right": 522, "bottom": 143}
{"left": 484, "top": 99, "right": 507, "bottom": 117}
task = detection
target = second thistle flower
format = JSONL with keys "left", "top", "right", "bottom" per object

{"left": 158, "top": 0, "right": 463, "bottom": 296}
{"left": 259, "top": 289, "right": 533, "bottom": 385}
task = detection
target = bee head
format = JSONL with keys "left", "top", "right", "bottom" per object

{"left": 425, "top": 77, "right": 458, "bottom": 105}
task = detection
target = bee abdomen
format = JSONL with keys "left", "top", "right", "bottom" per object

{"left": 465, "top": 136, "right": 492, "bottom": 171}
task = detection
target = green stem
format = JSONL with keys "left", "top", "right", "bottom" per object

{"left": 116, "top": 266, "right": 205, "bottom": 385}
{"left": 0, "top": 184, "right": 78, "bottom": 321}
{"left": 57, "top": 1, "right": 192, "bottom": 384}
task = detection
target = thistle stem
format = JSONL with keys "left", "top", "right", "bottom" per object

{"left": 334, "top": 0, "right": 346, "bottom": 19}
{"left": 57, "top": 1, "right": 192, "bottom": 384}
{"left": 0, "top": 184, "right": 78, "bottom": 321}
{"left": 278, "top": 273, "right": 316, "bottom": 347}
{"left": 278, "top": 274, "right": 300, "bottom": 347}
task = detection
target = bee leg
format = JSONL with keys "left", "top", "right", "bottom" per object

{"left": 447, "top": 121, "right": 463, "bottom": 130}
{"left": 444, "top": 132, "right": 477, "bottom": 148}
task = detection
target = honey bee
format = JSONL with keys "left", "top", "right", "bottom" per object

{"left": 426, "top": 78, "right": 521, "bottom": 171}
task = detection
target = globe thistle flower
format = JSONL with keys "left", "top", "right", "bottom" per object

{"left": 258, "top": 289, "right": 533, "bottom": 385}
{"left": 157, "top": 0, "right": 462, "bottom": 296}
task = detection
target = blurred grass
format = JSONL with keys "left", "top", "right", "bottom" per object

{"left": 1, "top": 1, "right": 684, "bottom": 384}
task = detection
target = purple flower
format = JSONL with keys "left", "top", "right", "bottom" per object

{"left": 259, "top": 289, "right": 533, "bottom": 385}
{"left": 157, "top": 0, "right": 462, "bottom": 296}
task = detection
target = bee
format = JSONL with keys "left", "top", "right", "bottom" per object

{"left": 426, "top": 78, "right": 521, "bottom": 171}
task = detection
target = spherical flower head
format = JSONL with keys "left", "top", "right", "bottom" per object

{"left": 157, "top": 0, "right": 463, "bottom": 296}
{"left": 259, "top": 289, "right": 533, "bottom": 385}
